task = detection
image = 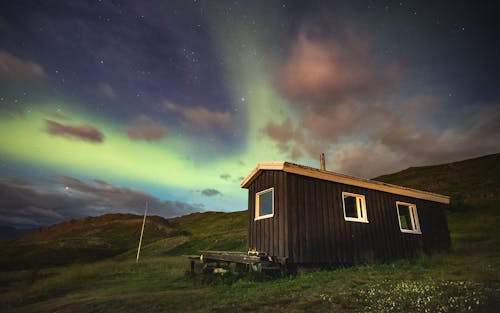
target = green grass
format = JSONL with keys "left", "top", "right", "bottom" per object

{"left": 1, "top": 199, "right": 499, "bottom": 312}
{"left": 165, "top": 211, "right": 247, "bottom": 255}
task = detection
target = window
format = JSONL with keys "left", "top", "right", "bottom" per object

{"left": 396, "top": 201, "right": 421, "bottom": 234}
{"left": 342, "top": 192, "right": 368, "bottom": 223}
{"left": 255, "top": 187, "right": 274, "bottom": 220}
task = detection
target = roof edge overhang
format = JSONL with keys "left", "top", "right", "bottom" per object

{"left": 240, "top": 162, "right": 285, "bottom": 188}
{"left": 240, "top": 161, "right": 450, "bottom": 204}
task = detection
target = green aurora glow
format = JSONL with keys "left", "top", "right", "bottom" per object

{"left": 0, "top": 31, "right": 299, "bottom": 211}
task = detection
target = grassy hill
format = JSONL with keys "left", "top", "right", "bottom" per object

{"left": 0, "top": 211, "right": 247, "bottom": 270}
{"left": 374, "top": 153, "right": 500, "bottom": 201}
{"left": 1, "top": 153, "right": 499, "bottom": 312}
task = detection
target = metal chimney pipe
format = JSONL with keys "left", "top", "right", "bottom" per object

{"left": 320, "top": 153, "right": 326, "bottom": 171}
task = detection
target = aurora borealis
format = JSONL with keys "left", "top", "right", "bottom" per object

{"left": 1, "top": 1, "right": 499, "bottom": 228}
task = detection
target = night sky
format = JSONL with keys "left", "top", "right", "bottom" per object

{"left": 1, "top": 1, "right": 499, "bottom": 228}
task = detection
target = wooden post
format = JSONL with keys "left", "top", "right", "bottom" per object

{"left": 320, "top": 153, "right": 326, "bottom": 171}
{"left": 136, "top": 201, "right": 148, "bottom": 263}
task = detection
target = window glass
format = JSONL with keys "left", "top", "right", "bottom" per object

{"left": 259, "top": 190, "right": 273, "bottom": 216}
{"left": 255, "top": 188, "right": 274, "bottom": 220}
{"left": 397, "top": 202, "right": 421, "bottom": 233}
{"left": 342, "top": 192, "right": 368, "bottom": 222}
{"left": 343, "top": 195, "right": 357, "bottom": 218}
{"left": 398, "top": 204, "right": 412, "bottom": 230}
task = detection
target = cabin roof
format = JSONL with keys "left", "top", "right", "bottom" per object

{"left": 240, "top": 161, "right": 450, "bottom": 204}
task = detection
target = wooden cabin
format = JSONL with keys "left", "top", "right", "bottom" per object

{"left": 240, "top": 162, "right": 451, "bottom": 265}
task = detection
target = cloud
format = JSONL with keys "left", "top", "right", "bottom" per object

{"left": 45, "top": 119, "right": 104, "bottom": 142}
{"left": 219, "top": 174, "right": 231, "bottom": 181}
{"left": 201, "top": 188, "right": 221, "bottom": 197}
{"left": 277, "top": 29, "right": 398, "bottom": 106}
{"left": 330, "top": 142, "right": 406, "bottom": 178}
{"left": 264, "top": 25, "right": 500, "bottom": 177}
{"left": 125, "top": 115, "right": 167, "bottom": 142}
{"left": 374, "top": 103, "right": 500, "bottom": 164}
{"left": 263, "top": 118, "right": 320, "bottom": 160}
{"left": 0, "top": 177, "right": 201, "bottom": 228}
{"left": 327, "top": 102, "right": 500, "bottom": 178}
{"left": 264, "top": 118, "right": 295, "bottom": 143}
{"left": 162, "top": 100, "right": 178, "bottom": 111}
{"left": 263, "top": 27, "right": 400, "bottom": 162}
{"left": 265, "top": 119, "right": 320, "bottom": 159}
{"left": 0, "top": 178, "right": 88, "bottom": 227}
{"left": 97, "top": 82, "right": 116, "bottom": 99}
{"left": 59, "top": 176, "right": 197, "bottom": 215}
{"left": 161, "top": 99, "right": 232, "bottom": 131}
{"left": 0, "top": 50, "right": 46, "bottom": 87}
{"left": 182, "top": 107, "right": 231, "bottom": 130}
{"left": 266, "top": 96, "right": 500, "bottom": 177}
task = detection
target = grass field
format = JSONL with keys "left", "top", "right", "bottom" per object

{"left": 1, "top": 154, "right": 499, "bottom": 312}
{"left": 1, "top": 205, "right": 498, "bottom": 313}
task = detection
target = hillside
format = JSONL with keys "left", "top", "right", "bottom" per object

{"left": 374, "top": 153, "right": 500, "bottom": 201}
{"left": 0, "top": 211, "right": 247, "bottom": 270}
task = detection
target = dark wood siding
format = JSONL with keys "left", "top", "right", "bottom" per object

{"left": 247, "top": 170, "right": 288, "bottom": 259}
{"left": 285, "top": 172, "right": 450, "bottom": 264}
{"left": 247, "top": 170, "right": 450, "bottom": 264}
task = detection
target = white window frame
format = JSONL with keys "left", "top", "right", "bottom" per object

{"left": 342, "top": 192, "right": 368, "bottom": 223}
{"left": 255, "top": 187, "right": 274, "bottom": 220}
{"left": 396, "top": 201, "right": 421, "bottom": 234}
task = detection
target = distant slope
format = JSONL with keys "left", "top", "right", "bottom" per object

{"left": 21, "top": 213, "right": 177, "bottom": 242}
{"left": 373, "top": 153, "right": 500, "bottom": 201}
{"left": 0, "top": 213, "right": 180, "bottom": 269}
{"left": 0, "top": 211, "right": 247, "bottom": 270}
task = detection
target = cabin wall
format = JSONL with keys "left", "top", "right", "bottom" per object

{"left": 247, "top": 170, "right": 288, "bottom": 259}
{"left": 286, "top": 172, "right": 451, "bottom": 264}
